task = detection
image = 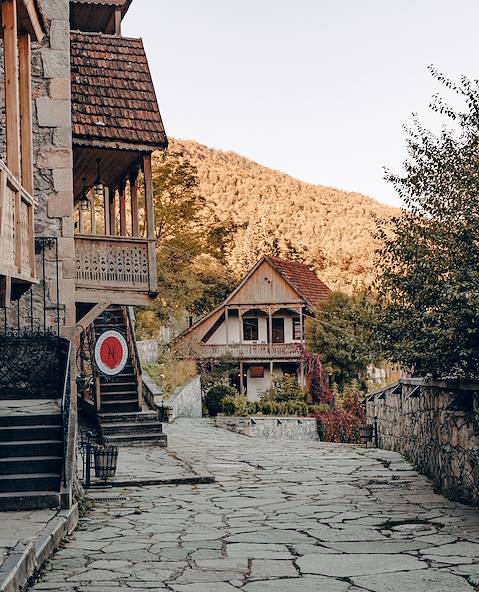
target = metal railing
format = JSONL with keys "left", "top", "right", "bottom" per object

{"left": 59, "top": 338, "right": 72, "bottom": 488}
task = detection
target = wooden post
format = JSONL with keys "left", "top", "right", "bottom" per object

{"left": 299, "top": 306, "right": 304, "bottom": 343}
{"left": 2, "top": 0, "right": 21, "bottom": 181}
{"left": 109, "top": 186, "right": 116, "bottom": 235}
{"left": 19, "top": 33, "right": 33, "bottom": 196}
{"left": 114, "top": 8, "right": 122, "bottom": 35}
{"left": 14, "top": 187, "right": 21, "bottom": 271}
{"left": 130, "top": 170, "right": 139, "bottom": 237}
{"left": 119, "top": 178, "right": 127, "bottom": 236}
{"left": 103, "top": 186, "right": 110, "bottom": 236}
{"left": 90, "top": 190, "right": 96, "bottom": 235}
{"left": 78, "top": 203, "right": 84, "bottom": 234}
{"left": 268, "top": 306, "right": 273, "bottom": 354}
{"left": 239, "top": 362, "right": 244, "bottom": 395}
{"left": 225, "top": 306, "right": 229, "bottom": 345}
{"left": 143, "top": 154, "right": 157, "bottom": 293}
{"left": 239, "top": 308, "right": 243, "bottom": 343}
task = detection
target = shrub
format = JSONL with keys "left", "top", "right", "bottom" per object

{"left": 314, "top": 409, "right": 363, "bottom": 444}
{"left": 260, "top": 377, "right": 306, "bottom": 402}
{"left": 205, "top": 385, "right": 236, "bottom": 417}
{"left": 221, "top": 395, "right": 249, "bottom": 416}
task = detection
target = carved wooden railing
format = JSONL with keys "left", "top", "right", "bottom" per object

{"left": 0, "top": 160, "right": 35, "bottom": 283}
{"left": 75, "top": 235, "right": 156, "bottom": 294}
{"left": 199, "top": 343, "right": 301, "bottom": 360}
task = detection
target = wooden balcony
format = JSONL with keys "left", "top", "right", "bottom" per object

{"left": 74, "top": 235, "right": 157, "bottom": 305}
{"left": 199, "top": 343, "right": 301, "bottom": 360}
{"left": 0, "top": 160, "right": 35, "bottom": 287}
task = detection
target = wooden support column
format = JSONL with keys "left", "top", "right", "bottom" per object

{"left": 90, "top": 190, "right": 96, "bottom": 235}
{"left": 2, "top": 0, "right": 21, "bottom": 180}
{"left": 239, "top": 308, "right": 243, "bottom": 343}
{"left": 103, "top": 186, "right": 110, "bottom": 236}
{"left": 268, "top": 306, "right": 273, "bottom": 354}
{"left": 78, "top": 204, "right": 84, "bottom": 234}
{"left": 130, "top": 170, "right": 139, "bottom": 237}
{"left": 143, "top": 154, "right": 157, "bottom": 293}
{"left": 119, "top": 179, "right": 127, "bottom": 236}
{"left": 299, "top": 306, "right": 304, "bottom": 343}
{"left": 239, "top": 362, "right": 244, "bottom": 395}
{"left": 19, "top": 33, "right": 33, "bottom": 195}
{"left": 114, "top": 8, "right": 122, "bottom": 35}
{"left": 225, "top": 306, "right": 229, "bottom": 345}
{"left": 109, "top": 186, "right": 116, "bottom": 235}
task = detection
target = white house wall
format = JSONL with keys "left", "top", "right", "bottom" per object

{"left": 205, "top": 313, "right": 301, "bottom": 345}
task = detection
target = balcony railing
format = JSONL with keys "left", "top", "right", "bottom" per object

{"left": 199, "top": 343, "right": 301, "bottom": 360}
{"left": 75, "top": 235, "right": 156, "bottom": 301}
{"left": 0, "top": 160, "right": 35, "bottom": 284}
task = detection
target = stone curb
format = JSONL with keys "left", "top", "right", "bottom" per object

{"left": 88, "top": 474, "right": 215, "bottom": 490}
{"left": 0, "top": 504, "right": 78, "bottom": 592}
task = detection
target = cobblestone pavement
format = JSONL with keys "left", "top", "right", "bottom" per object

{"left": 31, "top": 419, "right": 479, "bottom": 592}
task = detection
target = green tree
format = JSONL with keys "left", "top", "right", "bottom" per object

{"left": 306, "top": 291, "right": 374, "bottom": 390}
{"left": 375, "top": 69, "right": 479, "bottom": 379}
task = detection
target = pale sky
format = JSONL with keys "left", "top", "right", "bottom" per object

{"left": 123, "top": 1, "right": 478, "bottom": 207}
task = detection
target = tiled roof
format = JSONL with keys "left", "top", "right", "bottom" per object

{"left": 70, "top": 32, "right": 167, "bottom": 149}
{"left": 266, "top": 256, "right": 331, "bottom": 308}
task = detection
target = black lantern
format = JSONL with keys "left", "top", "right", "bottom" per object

{"left": 94, "top": 158, "right": 104, "bottom": 198}
{"left": 79, "top": 178, "right": 90, "bottom": 211}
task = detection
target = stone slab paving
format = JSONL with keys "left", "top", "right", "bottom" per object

{"left": 31, "top": 419, "right": 479, "bottom": 591}
{"left": 0, "top": 508, "right": 58, "bottom": 561}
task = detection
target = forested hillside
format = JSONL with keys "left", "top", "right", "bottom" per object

{"left": 169, "top": 138, "right": 398, "bottom": 290}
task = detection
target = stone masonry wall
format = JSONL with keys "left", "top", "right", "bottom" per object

{"left": 215, "top": 416, "right": 320, "bottom": 441}
{"left": 367, "top": 381, "right": 479, "bottom": 505}
{"left": 0, "top": 0, "right": 75, "bottom": 334}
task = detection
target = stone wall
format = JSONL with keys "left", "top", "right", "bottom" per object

{"left": 143, "top": 373, "right": 203, "bottom": 420}
{"left": 1, "top": 0, "right": 75, "bottom": 334}
{"left": 214, "top": 416, "right": 320, "bottom": 441}
{"left": 137, "top": 340, "right": 159, "bottom": 364}
{"left": 367, "top": 380, "right": 479, "bottom": 505}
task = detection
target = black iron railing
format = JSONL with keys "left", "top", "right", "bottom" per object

{"left": 59, "top": 338, "right": 72, "bottom": 488}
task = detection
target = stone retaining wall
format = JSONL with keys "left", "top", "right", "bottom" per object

{"left": 215, "top": 416, "right": 319, "bottom": 441}
{"left": 143, "top": 373, "right": 202, "bottom": 420}
{"left": 137, "top": 340, "right": 159, "bottom": 364}
{"left": 367, "top": 380, "right": 479, "bottom": 505}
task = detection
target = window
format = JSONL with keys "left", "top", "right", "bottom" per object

{"left": 249, "top": 366, "right": 265, "bottom": 378}
{"left": 243, "top": 318, "right": 259, "bottom": 341}
{"left": 272, "top": 318, "right": 285, "bottom": 343}
{"left": 293, "top": 317, "right": 302, "bottom": 340}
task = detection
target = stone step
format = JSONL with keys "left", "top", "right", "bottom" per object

{"left": 103, "top": 432, "right": 167, "bottom": 447}
{"left": 100, "top": 381, "right": 137, "bottom": 394}
{"left": 0, "top": 473, "right": 61, "bottom": 493}
{"left": 0, "top": 491, "right": 61, "bottom": 511}
{"left": 101, "top": 392, "right": 139, "bottom": 402}
{"left": 99, "top": 411, "right": 159, "bottom": 423}
{"left": 0, "top": 413, "right": 61, "bottom": 427}
{"left": 0, "top": 439, "right": 63, "bottom": 458}
{"left": 0, "top": 424, "right": 62, "bottom": 442}
{"left": 0, "top": 456, "right": 62, "bottom": 475}
{"left": 101, "top": 422, "right": 163, "bottom": 436}
{"left": 100, "top": 402, "right": 140, "bottom": 413}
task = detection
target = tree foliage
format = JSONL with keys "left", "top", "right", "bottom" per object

{"left": 306, "top": 291, "right": 374, "bottom": 390}
{"left": 375, "top": 69, "right": 479, "bottom": 379}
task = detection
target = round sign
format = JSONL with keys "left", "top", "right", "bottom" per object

{"left": 94, "top": 330, "right": 128, "bottom": 376}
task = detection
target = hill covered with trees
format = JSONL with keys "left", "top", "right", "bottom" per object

{"left": 170, "top": 138, "right": 397, "bottom": 291}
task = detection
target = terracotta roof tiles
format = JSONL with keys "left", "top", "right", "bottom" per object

{"left": 70, "top": 32, "right": 167, "bottom": 149}
{"left": 266, "top": 256, "right": 331, "bottom": 308}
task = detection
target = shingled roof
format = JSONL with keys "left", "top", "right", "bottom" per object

{"left": 265, "top": 256, "right": 331, "bottom": 308}
{"left": 70, "top": 32, "right": 167, "bottom": 149}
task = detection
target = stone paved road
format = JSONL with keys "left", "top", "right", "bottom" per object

{"left": 31, "top": 419, "right": 479, "bottom": 592}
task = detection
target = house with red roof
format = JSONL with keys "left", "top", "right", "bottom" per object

{"left": 175, "top": 256, "right": 331, "bottom": 401}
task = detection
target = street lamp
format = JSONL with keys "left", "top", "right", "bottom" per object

{"left": 79, "top": 178, "right": 90, "bottom": 211}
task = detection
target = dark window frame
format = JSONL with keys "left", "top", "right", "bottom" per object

{"left": 243, "top": 317, "right": 259, "bottom": 341}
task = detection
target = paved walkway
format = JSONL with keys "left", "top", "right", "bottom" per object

{"left": 31, "top": 419, "right": 479, "bottom": 591}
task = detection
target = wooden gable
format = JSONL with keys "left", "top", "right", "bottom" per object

{"left": 228, "top": 259, "right": 303, "bottom": 306}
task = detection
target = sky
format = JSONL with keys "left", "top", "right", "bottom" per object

{"left": 123, "top": 1, "right": 479, "bottom": 207}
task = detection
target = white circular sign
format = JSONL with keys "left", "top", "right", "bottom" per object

{"left": 94, "top": 330, "right": 129, "bottom": 376}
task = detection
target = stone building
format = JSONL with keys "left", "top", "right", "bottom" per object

{"left": 0, "top": 0, "right": 167, "bottom": 510}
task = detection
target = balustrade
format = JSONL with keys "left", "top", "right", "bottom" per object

{"left": 200, "top": 343, "right": 300, "bottom": 360}
{"left": 0, "top": 160, "right": 35, "bottom": 283}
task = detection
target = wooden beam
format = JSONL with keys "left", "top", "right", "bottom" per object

{"left": 19, "top": 32, "right": 33, "bottom": 196}
{"left": 76, "top": 301, "right": 110, "bottom": 333}
{"left": 143, "top": 154, "right": 157, "bottom": 293}
{"left": 130, "top": 170, "right": 139, "bottom": 237}
{"left": 0, "top": 275, "right": 11, "bottom": 308}
{"left": 22, "top": 0, "right": 45, "bottom": 42}
{"left": 119, "top": 179, "right": 127, "bottom": 236}
{"left": 90, "top": 190, "right": 96, "bottom": 235}
{"left": 3, "top": 0, "right": 21, "bottom": 180}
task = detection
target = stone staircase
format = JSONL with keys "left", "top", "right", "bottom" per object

{"left": 0, "top": 405, "right": 63, "bottom": 510}
{"left": 93, "top": 306, "right": 167, "bottom": 447}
